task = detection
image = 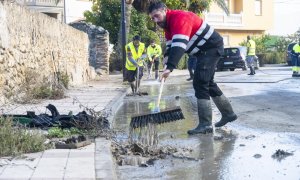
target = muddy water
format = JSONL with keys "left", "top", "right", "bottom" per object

{"left": 113, "top": 82, "right": 300, "bottom": 180}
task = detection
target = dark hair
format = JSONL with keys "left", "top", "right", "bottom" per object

{"left": 148, "top": 1, "right": 167, "bottom": 13}
{"left": 150, "top": 39, "right": 155, "bottom": 43}
{"left": 133, "top": 35, "right": 141, "bottom": 41}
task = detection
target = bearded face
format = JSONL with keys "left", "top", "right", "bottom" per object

{"left": 149, "top": 8, "right": 167, "bottom": 29}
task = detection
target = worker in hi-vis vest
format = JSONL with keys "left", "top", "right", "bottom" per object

{"left": 291, "top": 38, "right": 300, "bottom": 77}
{"left": 125, "top": 35, "right": 146, "bottom": 94}
{"left": 146, "top": 39, "right": 162, "bottom": 79}
{"left": 246, "top": 35, "right": 256, "bottom": 75}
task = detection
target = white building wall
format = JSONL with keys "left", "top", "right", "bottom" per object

{"left": 65, "top": 0, "right": 92, "bottom": 23}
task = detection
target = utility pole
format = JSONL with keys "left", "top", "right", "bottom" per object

{"left": 63, "top": 0, "right": 66, "bottom": 23}
{"left": 121, "top": 0, "right": 127, "bottom": 81}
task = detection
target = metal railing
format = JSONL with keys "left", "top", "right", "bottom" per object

{"left": 205, "top": 12, "right": 243, "bottom": 27}
{"left": 15, "top": 0, "right": 63, "bottom": 7}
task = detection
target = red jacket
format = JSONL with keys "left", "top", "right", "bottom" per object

{"left": 164, "top": 9, "right": 223, "bottom": 71}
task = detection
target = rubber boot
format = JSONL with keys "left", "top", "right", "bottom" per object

{"left": 248, "top": 67, "right": 255, "bottom": 75}
{"left": 155, "top": 70, "right": 159, "bottom": 80}
{"left": 186, "top": 70, "right": 194, "bottom": 81}
{"left": 187, "top": 99, "right": 213, "bottom": 135}
{"left": 212, "top": 95, "right": 237, "bottom": 127}
{"left": 292, "top": 71, "right": 299, "bottom": 77}
{"left": 130, "top": 82, "right": 135, "bottom": 94}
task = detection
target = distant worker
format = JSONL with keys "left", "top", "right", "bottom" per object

{"left": 147, "top": 39, "right": 162, "bottom": 79}
{"left": 291, "top": 39, "right": 300, "bottom": 77}
{"left": 246, "top": 35, "right": 256, "bottom": 75}
{"left": 125, "top": 35, "right": 147, "bottom": 94}
{"left": 186, "top": 55, "right": 197, "bottom": 81}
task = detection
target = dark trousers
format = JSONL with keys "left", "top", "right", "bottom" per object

{"left": 126, "top": 67, "right": 143, "bottom": 82}
{"left": 188, "top": 56, "right": 197, "bottom": 72}
{"left": 147, "top": 57, "right": 160, "bottom": 70}
{"left": 193, "top": 48, "right": 223, "bottom": 100}
{"left": 187, "top": 56, "right": 197, "bottom": 78}
{"left": 292, "top": 55, "right": 300, "bottom": 67}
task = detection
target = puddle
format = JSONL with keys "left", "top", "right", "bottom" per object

{"left": 113, "top": 82, "right": 300, "bottom": 180}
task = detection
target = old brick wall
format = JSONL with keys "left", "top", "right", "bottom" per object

{"left": 69, "top": 21, "right": 110, "bottom": 75}
{"left": 0, "top": 1, "right": 96, "bottom": 102}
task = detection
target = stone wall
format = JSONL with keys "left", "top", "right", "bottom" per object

{"left": 69, "top": 21, "right": 110, "bottom": 75}
{"left": 0, "top": 1, "right": 96, "bottom": 102}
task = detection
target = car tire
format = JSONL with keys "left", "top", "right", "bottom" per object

{"left": 230, "top": 68, "right": 235, "bottom": 71}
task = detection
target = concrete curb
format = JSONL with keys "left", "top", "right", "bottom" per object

{"left": 95, "top": 138, "right": 117, "bottom": 180}
{"left": 105, "top": 88, "right": 128, "bottom": 125}
{"left": 94, "top": 86, "right": 129, "bottom": 180}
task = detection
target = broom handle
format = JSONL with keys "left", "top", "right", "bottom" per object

{"left": 135, "top": 66, "right": 139, "bottom": 93}
{"left": 156, "top": 77, "right": 165, "bottom": 107}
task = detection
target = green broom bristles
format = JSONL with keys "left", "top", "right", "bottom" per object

{"left": 130, "top": 107, "right": 184, "bottom": 129}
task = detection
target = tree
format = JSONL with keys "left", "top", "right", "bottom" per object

{"left": 131, "top": 0, "right": 228, "bottom": 15}
{"left": 84, "top": 0, "right": 121, "bottom": 44}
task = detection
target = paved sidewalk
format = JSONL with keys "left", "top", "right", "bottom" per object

{"left": 0, "top": 74, "right": 127, "bottom": 180}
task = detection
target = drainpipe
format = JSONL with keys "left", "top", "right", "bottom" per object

{"left": 121, "top": 0, "right": 126, "bottom": 81}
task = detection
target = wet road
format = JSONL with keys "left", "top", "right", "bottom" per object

{"left": 113, "top": 67, "right": 300, "bottom": 180}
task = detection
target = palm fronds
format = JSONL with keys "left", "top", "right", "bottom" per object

{"left": 213, "top": 0, "right": 229, "bottom": 15}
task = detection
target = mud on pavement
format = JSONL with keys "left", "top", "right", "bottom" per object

{"left": 112, "top": 68, "right": 300, "bottom": 180}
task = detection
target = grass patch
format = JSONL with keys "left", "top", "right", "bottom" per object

{"left": 31, "top": 84, "right": 64, "bottom": 100}
{"left": 47, "top": 127, "right": 82, "bottom": 138}
{"left": 0, "top": 117, "right": 46, "bottom": 157}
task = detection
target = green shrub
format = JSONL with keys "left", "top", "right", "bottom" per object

{"left": 0, "top": 117, "right": 46, "bottom": 157}
{"left": 58, "top": 72, "right": 70, "bottom": 89}
{"left": 257, "top": 52, "right": 286, "bottom": 65}
{"left": 31, "top": 84, "right": 64, "bottom": 100}
{"left": 13, "top": 69, "right": 66, "bottom": 103}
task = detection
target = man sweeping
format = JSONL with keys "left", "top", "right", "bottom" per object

{"left": 148, "top": 2, "right": 237, "bottom": 135}
{"left": 125, "top": 35, "right": 147, "bottom": 94}
{"left": 147, "top": 39, "right": 162, "bottom": 80}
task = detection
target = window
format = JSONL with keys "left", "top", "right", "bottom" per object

{"left": 223, "top": 35, "right": 229, "bottom": 46}
{"left": 255, "top": 0, "right": 262, "bottom": 16}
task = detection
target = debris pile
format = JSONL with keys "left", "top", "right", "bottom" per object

{"left": 53, "top": 135, "right": 91, "bottom": 149}
{"left": 1, "top": 104, "right": 110, "bottom": 129}
{"left": 126, "top": 91, "right": 149, "bottom": 96}
{"left": 271, "top": 149, "right": 293, "bottom": 161}
{"left": 111, "top": 142, "right": 194, "bottom": 167}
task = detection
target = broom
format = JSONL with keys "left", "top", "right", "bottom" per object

{"left": 130, "top": 78, "right": 184, "bottom": 129}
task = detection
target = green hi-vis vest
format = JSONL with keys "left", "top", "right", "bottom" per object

{"left": 125, "top": 42, "right": 145, "bottom": 70}
{"left": 147, "top": 44, "right": 162, "bottom": 61}
{"left": 247, "top": 39, "right": 256, "bottom": 55}
{"left": 293, "top": 44, "right": 300, "bottom": 53}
